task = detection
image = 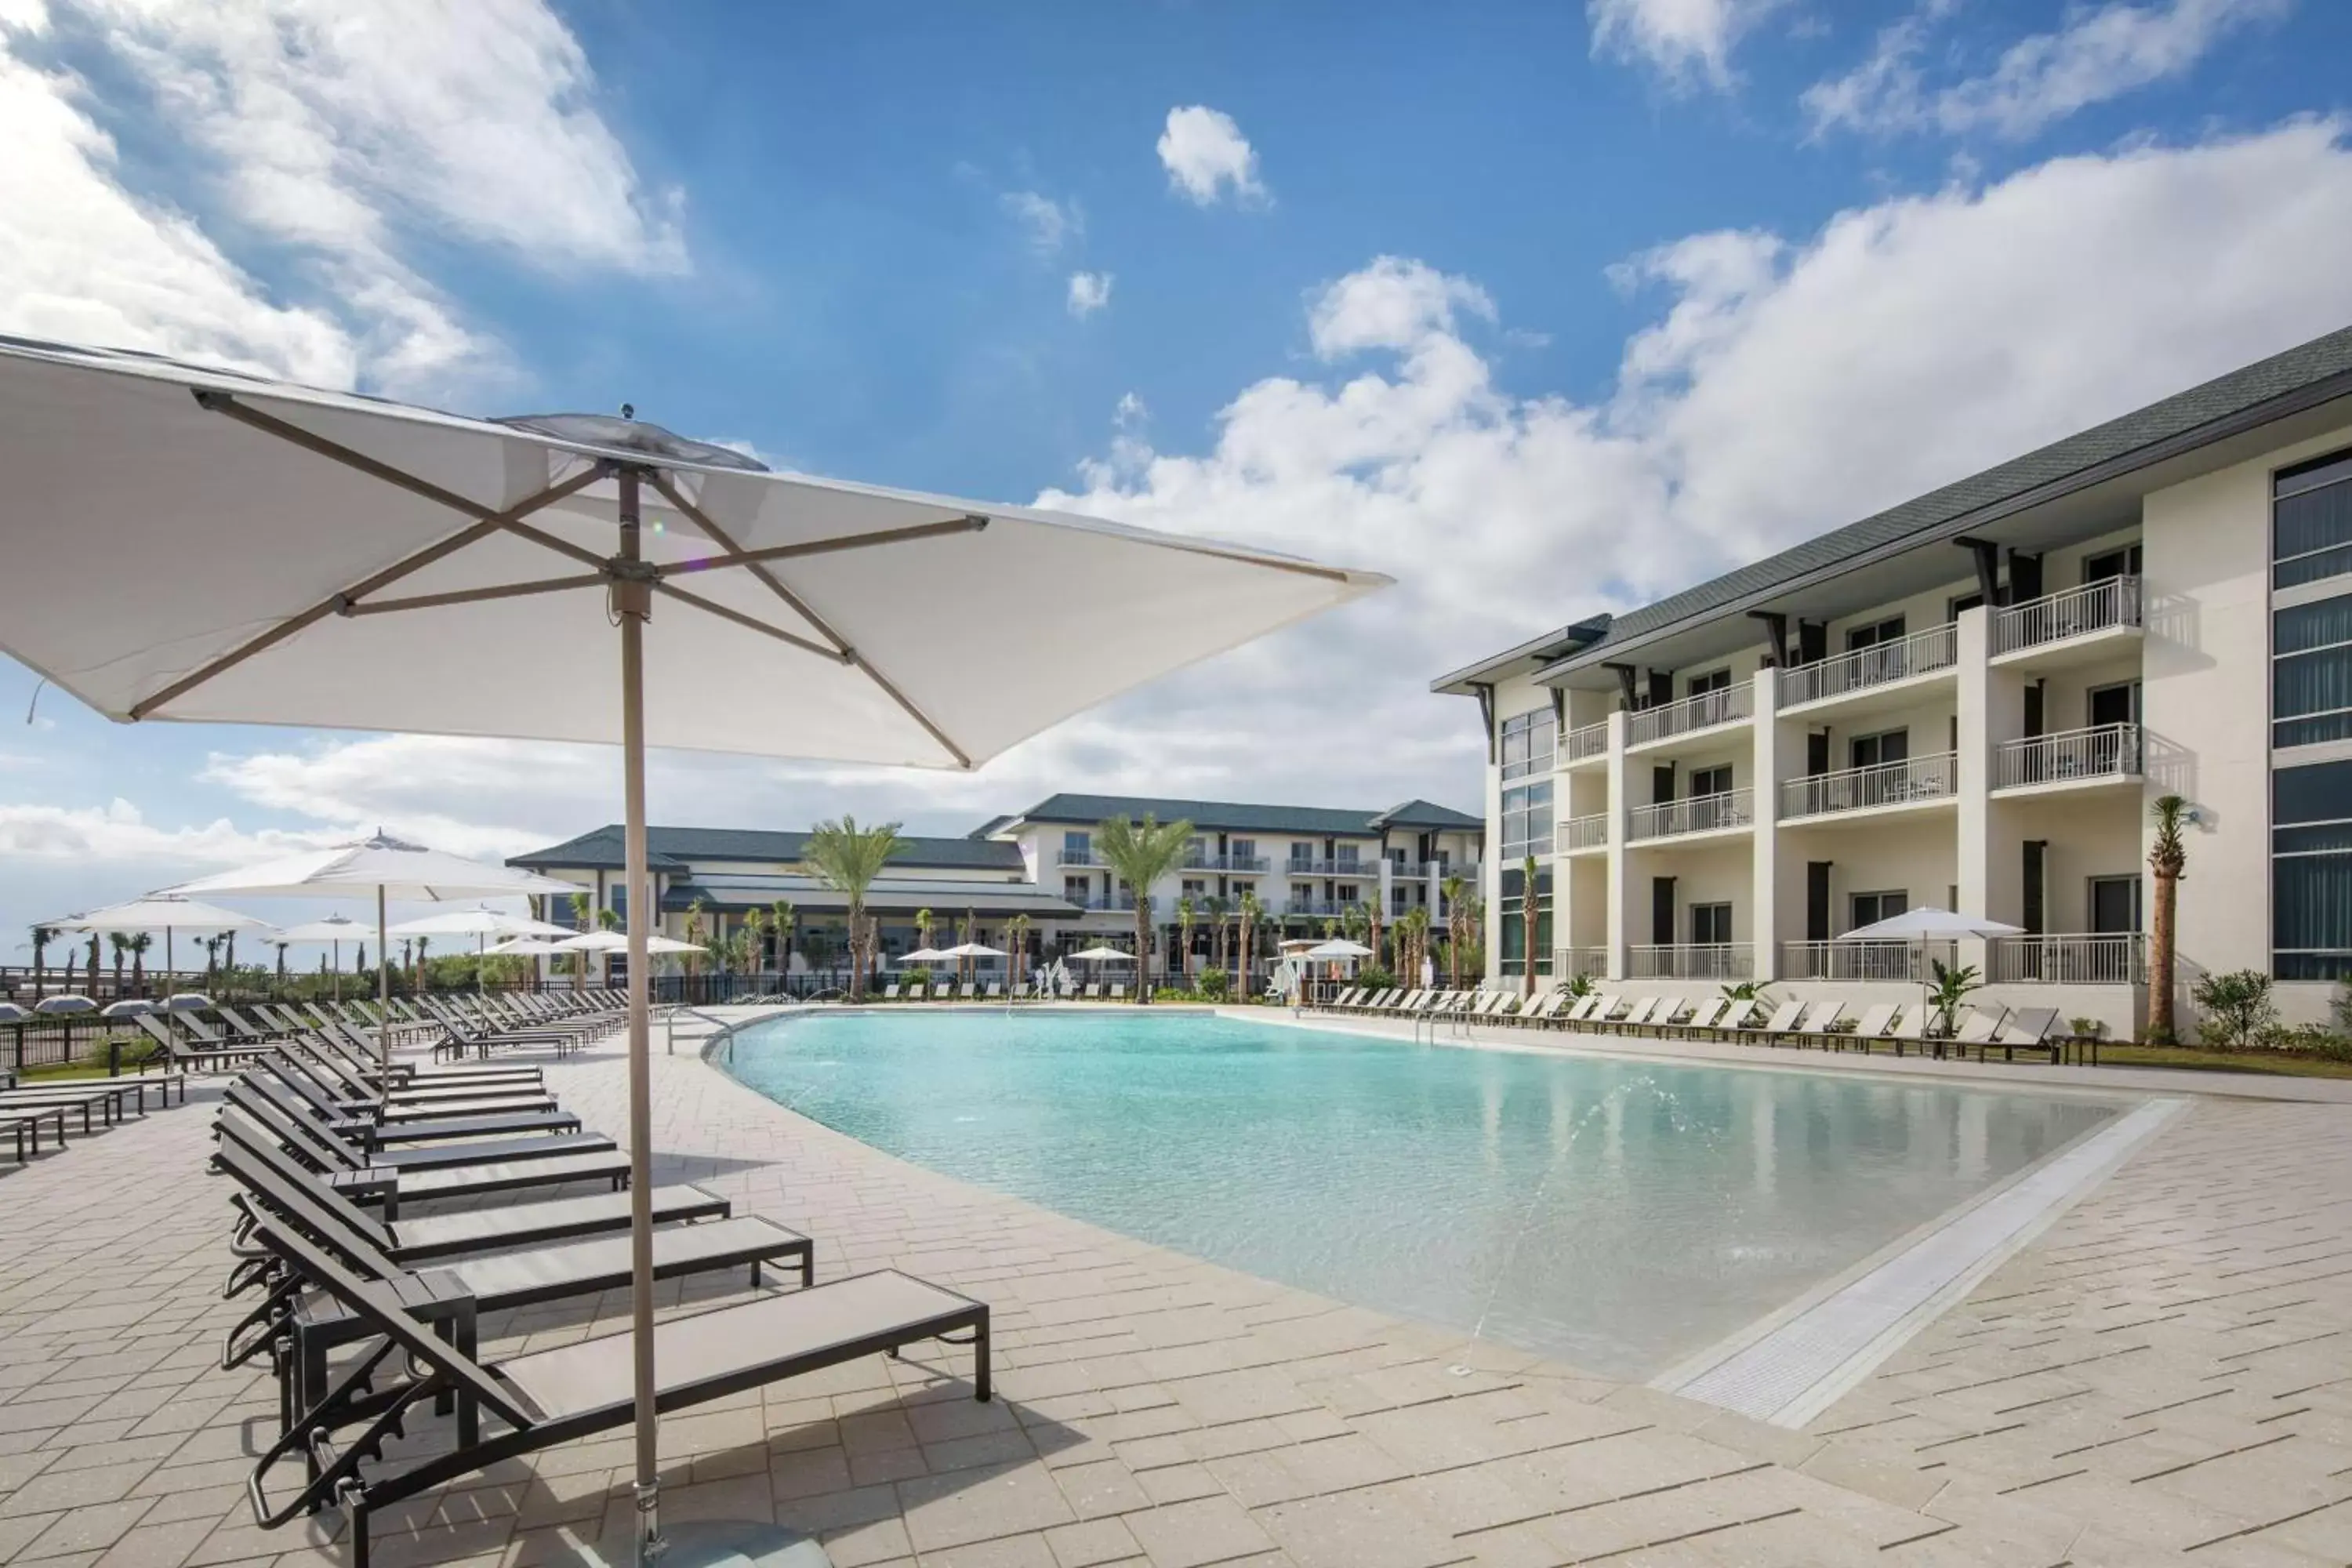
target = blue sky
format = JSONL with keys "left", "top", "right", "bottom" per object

{"left": 5, "top": 0, "right": 2352, "bottom": 947}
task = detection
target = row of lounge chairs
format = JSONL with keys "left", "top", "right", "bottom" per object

{"left": 212, "top": 1019, "right": 990, "bottom": 1566}
{"left": 1316, "top": 987, "right": 2067, "bottom": 1062}
{"left": 124, "top": 990, "right": 630, "bottom": 1076}
{"left": 0, "top": 1056, "right": 186, "bottom": 1163}
{"left": 877, "top": 979, "right": 1127, "bottom": 1002}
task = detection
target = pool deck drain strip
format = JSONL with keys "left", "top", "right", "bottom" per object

{"left": 1654, "top": 1095, "right": 2187, "bottom": 1428}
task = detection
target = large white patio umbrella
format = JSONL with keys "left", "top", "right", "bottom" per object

{"left": 0, "top": 336, "right": 1385, "bottom": 1566}
{"left": 45, "top": 895, "right": 274, "bottom": 993}
{"left": 1836, "top": 906, "right": 2026, "bottom": 1032}
{"left": 160, "top": 835, "right": 577, "bottom": 1083}
{"left": 391, "top": 906, "right": 578, "bottom": 992}
{"left": 277, "top": 915, "right": 368, "bottom": 1000}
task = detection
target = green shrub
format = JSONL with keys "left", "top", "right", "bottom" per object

{"left": 1196, "top": 967, "right": 1230, "bottom": 999}
{"left": 1352, "top": 967, "right": 1396, "bottom": 993}
{"left": 2193, "top": 969, "right": 2278, "bottom": 1051}
{"left": 2255, "top": 1021, "right": 2352, "bottom": 1060}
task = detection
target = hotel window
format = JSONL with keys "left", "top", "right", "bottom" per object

{"left": 2274, "top": 446, "right": 2352, "bottom": 591}
{"left": 1851, "top": 728, "right": 1909, "bottom": 769}
{"left": 608, "top": 887, "right": 627, "bottom": 926}
{"left": 2084, "top": 544, "right": 2143, "bottom": 583}
{"left": 1846, "top": 615, "right": 1906, "bottom": 651}
{"left": 2274, "top": 759, "right": 2352, "bottom": 980}
{"left": 1181, "top": 879, "right": 1207, "bottom": 899}
{"left": 1500, "top": 779, "right": 1552, "bottom": 859}
{"left": 1689, "top": 764, "right": 1734, "bottom": 797}
{"left": 1230, "top": 838, "right": 1256, "bottom": 862}
{"left": 1336, "top": 884, "right": 1359, "bottom": 906}
{"left": 1288, "top": 841, "right": 1315, "bottom": 867}
{"left": 2274, "top": 596, "right": 2352, "bottom": 748}
{"left": 1062, "top": 830, "right": 1091, "bottom": 861}
{"left": 1499, "top": 707, "right": 1556, "bottom": 782}
{"left": 1334, "top": 844, "right": 1359, "bottom": 867}
{"left": 1853, "top": 890, "right": 1908, "bottom": 927}
{"left": 1497, "top": 863, "right": 1554, "bottom": 976}
{"left": 1690, "top": 903, "right": 1733, "bottom": 946}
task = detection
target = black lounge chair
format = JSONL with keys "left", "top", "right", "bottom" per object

{"left": 133, "top": 1013, "right": 263, "bottom": 1073}
{"left": 231, "top": 1077, "right": 605, "bottom": 1171}
{"left": 215, "top": 1132, "right": 731, "bottom": 1264}
{"left": 254, "top": 1057, "right": 581, "bottom": 1152}
{"left": 244, "top": 1214, "right": 986, "bottom": 1568}
{"left": 280, "top": 1040, "right": 554, "bottom": 1115}
{"left": 0, "top": 1077, "right": 173, "bottom": 1134}
{"left": 220, "top": 1096, "right": 631, "bottom": 1218}
{"left": 0, "top": 1107, "right": 68, "bottom": 1162}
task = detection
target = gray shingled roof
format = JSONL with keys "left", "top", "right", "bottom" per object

{"left": 1439, "top": 323, "right": 2352, "bottom": 688}
{"left": 510, "top": 825, "right": 1026, "bottom": 873}
{"left": 997, "top": 793, "right": 1477, "bottom": 837}
{"left": 661, "top": 873, "right": 1076, "bottom": 917}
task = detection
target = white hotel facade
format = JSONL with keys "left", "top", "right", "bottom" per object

{"left": 1437, "top": 327, "right": 2352, "bottom": 1036}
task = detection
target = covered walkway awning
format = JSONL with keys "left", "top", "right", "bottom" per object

{"left": 660, "top": 873, "right": 1081, "bottom": 920}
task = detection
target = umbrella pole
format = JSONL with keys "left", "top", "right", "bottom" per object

{"left": 617, "top": 473, "right": 663, "bottom": 1565}
{"left": 377, "top": 887, "right": 390, "bottom": 1104}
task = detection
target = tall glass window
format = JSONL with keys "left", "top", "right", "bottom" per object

{"left": 1497, "top": 863, "right": 1553, "bottom": 977}
{"left": 2274, "top": 760, "right": 2352, "bottom": 981}
{"left": 1499, "top": 707, "right": 1555, "bottom": 782}
{"left": 2274, "top": 448, "right": 2352, "bottom": 591}
{"left": 1500, "top": 780, "right": 1552, "bottom": 859}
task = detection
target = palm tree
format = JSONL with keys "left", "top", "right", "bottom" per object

{"left": 684, "top": 897, "right": 707, "bottom": 1000}
{"left": 1441, "top": 874, "right": 1469, "bottom": 989}
{"left": 914, "top": 907, "right": 935, "bottom": 960}
{"left": 1094, "top": 813, "right": 1193, "bottom": 1002}
{"left": 128, "top": 932, "right": 151, "bottom": 997}
{"left": 1519, "top": 855, "right": 1541, "bottom": 999}
{"left": 1006, "top": 913, "right": 1033, "bottom": 985}
{"left": 108, "top": 932, "right": 129, "bottom": 998}
{"left": 2148, "top": 793, "right": 2191, "bottom": 1045}
{"left": 85, "top": 933, "right": 100, "bottom": 995}
{"left": 771, "top": 900, "right": 797, "bottom": 982}
{"left": 29, "top": 924, "right": 57, "bottom": 1000}
{"left": 1175, "top": 895, "right": 1196, "bottom": 986}
{"left": 272, "top": 939, "right": 289, "bottom": 996}
{"left": 1341, "top": 899, "right": 1370, "bottom": 955}
{"left": 224, "top": 930, "right": 239, "bottom": 991}
{"left": 1206, "top": 894, "right": 1231, "bottom": 975}
{"left": 416, "top": 936, "right": 431, "bottom": 996}
{"left": 804, "top": 815, "right": 911, "bottom": 1000}
{"left": 1237, "top": 889, "right": 1263, "bottom": 995}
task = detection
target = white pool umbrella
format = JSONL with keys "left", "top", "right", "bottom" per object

{"left": 553, "top": 930, "right": 700, "bottom": 956}
{"left": 940, "top": 942, "right": 1007, "bottom": 957}
{"left": 483, "top": 937, "right": 572, "bottom": 956}
{"left": 160, "top": 834, "right": 576, "bottom": 1085}
{"left": 898, "top": 946, "right": 949, "bottom": 964}
{"left": 1837, "top": 907, "right": 2025, "bottom": 1030}
{"left": 0, "top": 335, "right": 1385, "bottom": 1566}
{"left": 278, "top": 915, "right": 368, "bottom": 1000}
{"left": 1304, "top": 938, "right": 1374, "bottom": 959}
{"left": 1069, "top": 946, "right": 1134, "bottom": 961}
{"left": 47, "top": 895, "right": 273, "bottom": 992}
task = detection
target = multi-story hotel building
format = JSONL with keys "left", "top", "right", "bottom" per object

{"left": 1436, "top": 326, "right": 2352, "bottom": 1035}
{"left": 509, "top": 793, "right": 1482, "bottom": 982}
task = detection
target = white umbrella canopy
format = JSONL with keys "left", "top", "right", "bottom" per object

{"left": 46, "top": 895, "right": 271, "bottom": 934}
{"left": 940, "top": 942, "right": 1007, "bottom": 959}
{"left": 165, "top": 834, "right": 577, "bottom": 905}
{"left": 898, "top": 946, "right": 950, "bottom": 964}
{"left": 1838, "top": 907, "right": 2024, "bottom": 941}
{"left": 1069, "top": 945, "right": 1134, "bottom": 961}
{"left": 0, "top": 336, "right": 1387, "bottom": 1566}
{"left": 482, "top": 937, "right": 573, "bottom": 956}
{"left": 387, "top": 907, "right": 546, "bottom": 938}
{"left": 1305, "top": 938, "right": 1374, "bottom": 959}
{"left": 276, "top": 915, "right": 370, "bottom": 943}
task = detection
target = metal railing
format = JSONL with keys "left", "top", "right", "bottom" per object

{"left": 1993, "top": 575, "right": 2143, "bottom": 655}
{"left": 1560, "top": 719, "right": 1610, "bottom": 764}
{"left": 1554, "top": 947, "right": 1610, "bottom": 979}
{"left": 1780, "top": 939, "right": 1955, "bottom": 982}
{"left": 1627, "top": 683, "right": 1753, "bottom": 747}
{"left": 1181, "top": 854, "right": 1271, "bottom": 872}
{"left": 1994, "top": 724, "right": 2142, "bottom": 789}
{"left": 1556, "top": 813, "right": 1610, "bottom": 852}
{"left": 1054, "top": 848, "right": 1098, "bottom": 866}
{"left": 1628, "top": 943, "right": 1751, "bottom": 980}
{"left": 1780, "top": 753, "right": 1958, "bottom": 818}
{"left": 1285, "top": 858, "right": 1375, "bottom": 877}
{"left": 1780, "top": 622, "right": 1958, "bottom": 707}
{"left": 1070, "top": 895, "right": 1156, "bottom": 913}
{"left": 1628, "top": 789, "right": 1752, "bottom": 841}
{"left": 1284, "top": 898, "right": 1370, "bottom": 918}
{"left": 1989, "top": 933, "right": 2146, "bottom": 985}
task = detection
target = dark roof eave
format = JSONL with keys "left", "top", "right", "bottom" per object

{"left": 1429, "top": 615, "right": 1613, "bottom": 694}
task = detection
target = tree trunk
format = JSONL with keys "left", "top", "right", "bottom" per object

{"left": 2148, "top": 869, "right": 2180, "bottom": 1044}
{"left": 1136, "top": 905, "right": 1152, "bottom": 1004}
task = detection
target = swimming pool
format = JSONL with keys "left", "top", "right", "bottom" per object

{"left": 726, "top": 1009, "right": 2119, "bottom": 1379}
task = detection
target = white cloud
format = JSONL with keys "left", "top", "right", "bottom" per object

{"left": 1588, "top": 0, "right": 1784, "bottom": 89}
{"left": 1002, "top": 191, "right": 1079, "bottom": 256}
{"left": 1806, "top": 0, "right": 2289, "bottom": 141}
{"left": 0, "top": 0, "right": 681, "bottom": 394}
{"left": 1156, "top": 105, "right": 1268, "bottom": 207}
{"left": 0, "top": 797, "right": 338, "bottom": 866}
{"left": 1066, "top": 270, "right": 1113, "bottom": 318}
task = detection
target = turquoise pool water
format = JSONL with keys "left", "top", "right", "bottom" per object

{"left": 727, "top": 1010, "right": 2117, "bottom": 1378}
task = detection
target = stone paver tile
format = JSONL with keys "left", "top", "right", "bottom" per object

{"left": 898, "top": 1461, "right": 1078, "bottom": 1553}
{"left": 1053, "top": 1459, "right": 1152, "bottom": 1521}
{"left": 1045, "top": 1515, "right": 1142, "bottom": 1567}
{"left": 93, "top": 1517, "right": 220, "bottom": 1568}
{"left": 1252, "top": 1483, "right": 1465, "bottom": 1568}
{"left": 1121, "top": 1494, "right": 1276, "bottom": 1568}
{"left": 20, "top": 1497, "right": 160, "bottom": 1559}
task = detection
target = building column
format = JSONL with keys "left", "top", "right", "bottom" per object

{"left": 1604, "top": 710, "right": 1632, "bottom": 982}
{"left": 1955, "top": 605, "right": 2014, "bottom": 976}
{"left": 1751, "top": 666, "right": 1780, "bottom": 982}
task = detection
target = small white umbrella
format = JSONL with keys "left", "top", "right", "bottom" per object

{"left": 1836, "top": 907, "right": 2025, "bottom": 1032}
{"left": 160, "top": 993, "right": 215, "bottom": 1011}
{"left": 483, "top": 937, "right": 573, "bottom": 956}
{"left": 100, "top": 998, "right": 155, "bottom": 1018}
{"left": 279, "top": 915, "right": 368, "bottom": 1000}
{"left": 47, "top": 894, "right": 273, "bottom": 993}
{"left": 1304, "top": 938, "right": 1374, "bottom": 960}
{"left": 898, "top": 946, "right": 949, "bottom": 964}
{"left": 160, "top": 833, "right": 576, "bottom": 1087}
{"left": 1069, "top": 945, "right": 1134, "bottom": 961}
{"left": 34, "top": 995, "right": 96, "bottom": 1014}
{"left": 393, "top": 906, "right": 576, "bottom": 992}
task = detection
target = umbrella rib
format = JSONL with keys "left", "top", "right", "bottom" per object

{"left": 658, "top": 515, "right": 992, "bottom": 574}
{"left": 649, "top": 581, "right": 850, "bottom": 662}
{"left": 645, "top": 474, "right": 975, "bottom": 768}
{"left": 343, "top": 573, "right": 608, "bottom": 615}
{"left": 129, "top": 459, "right": 606, "bottom": 719}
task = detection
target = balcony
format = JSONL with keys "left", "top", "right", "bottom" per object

{"left": 1285, "top": 859, "right": 1374, "bottom": 878}
{"left": 1628, "top": 943, "right": 1751, "bottom": 980}
{"left": 1781, "top": 939, "right": 1954, "bottom": 982}
{"left": 1779, "top": 623, "right": 1958, "bottom": 715}
{"left": 1988, "top": 933, "right": 2145, "bottom": 985}
{"left": 1627, "top": 789, "right": 1753, "bottom": 844}
{"left": 1054, "top": 848, "right": 1099, "bottom": 866}
{"left": 1284, "top": 898, "right": 1369, "bottom": 919}
{"left": 1070, "top": 894, "right": 1155, "bottom": 913}
{"left": 1402, "top": 860, "right": 1475, "bottom": 880}
{"left": 1556, "top": 813, "right": 1609, "bottom": 854}
{"left": 1182, "top": 854, "right": 1271, "bottom": 873}
{"left": 1554, "top": 946, "right": 1608, "bottom": 979}
{"left": 1559, "top": 718, "right": 1610, "bottom": 768}
{"left": 1780, "top": 753, "right": 1957, "bottom": 822}
{"left": 1992, "top": 724, "right": 2142, "bottom": 794}
{"left": 1992, "top": 576, "right": 2143, "bottom": 664}
{"left": 1627, "top": 684, "right": 1753, "bottom": 750}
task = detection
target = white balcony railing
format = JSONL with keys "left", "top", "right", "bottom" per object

{"left": 1554, "top": 946, "right": 1609, "bottom": 979}
{"left": 1628, "top": 789, "right": 1753, "bottom": 841}
{"left": 1780, "top": 622, "right": 1958, "bottom": 708}
{"left": 1055, "top": 848, "right": 1098, "bottom": 866}
{"left": 1993, "top": 575, "right": 2143, "bottom": 655}
{"left": 1627, "top": 683, "right": 1753, "bottom": 747}
{"left": 1994, "top": 724, "right": 2142, "bottom": 789}
{"left": 1628, "top": 943, "right": 1751, "bottom": 980}
{"left": 1556, "top": 813, "right": 1610, "bottom": 852}
{"left": 1560, "top": 719, "right": 1610, "bottom": 765}
{"left": 1780, "top": 753, "right": 1958, "bottom": 819}
{"left": 1780, "top": 939, "right": 1956, "bottom": 982}
{"left": 1989, "top": 934, "right": 2146, "bottom": 985}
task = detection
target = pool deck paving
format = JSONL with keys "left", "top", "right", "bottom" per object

{"left": 0, "top": 1006, "right": 2346, "bottom": 1566}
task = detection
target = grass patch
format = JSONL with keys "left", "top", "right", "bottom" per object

{"left": 2096, "top": 1044, "right": 2352, "bottom": 1080}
